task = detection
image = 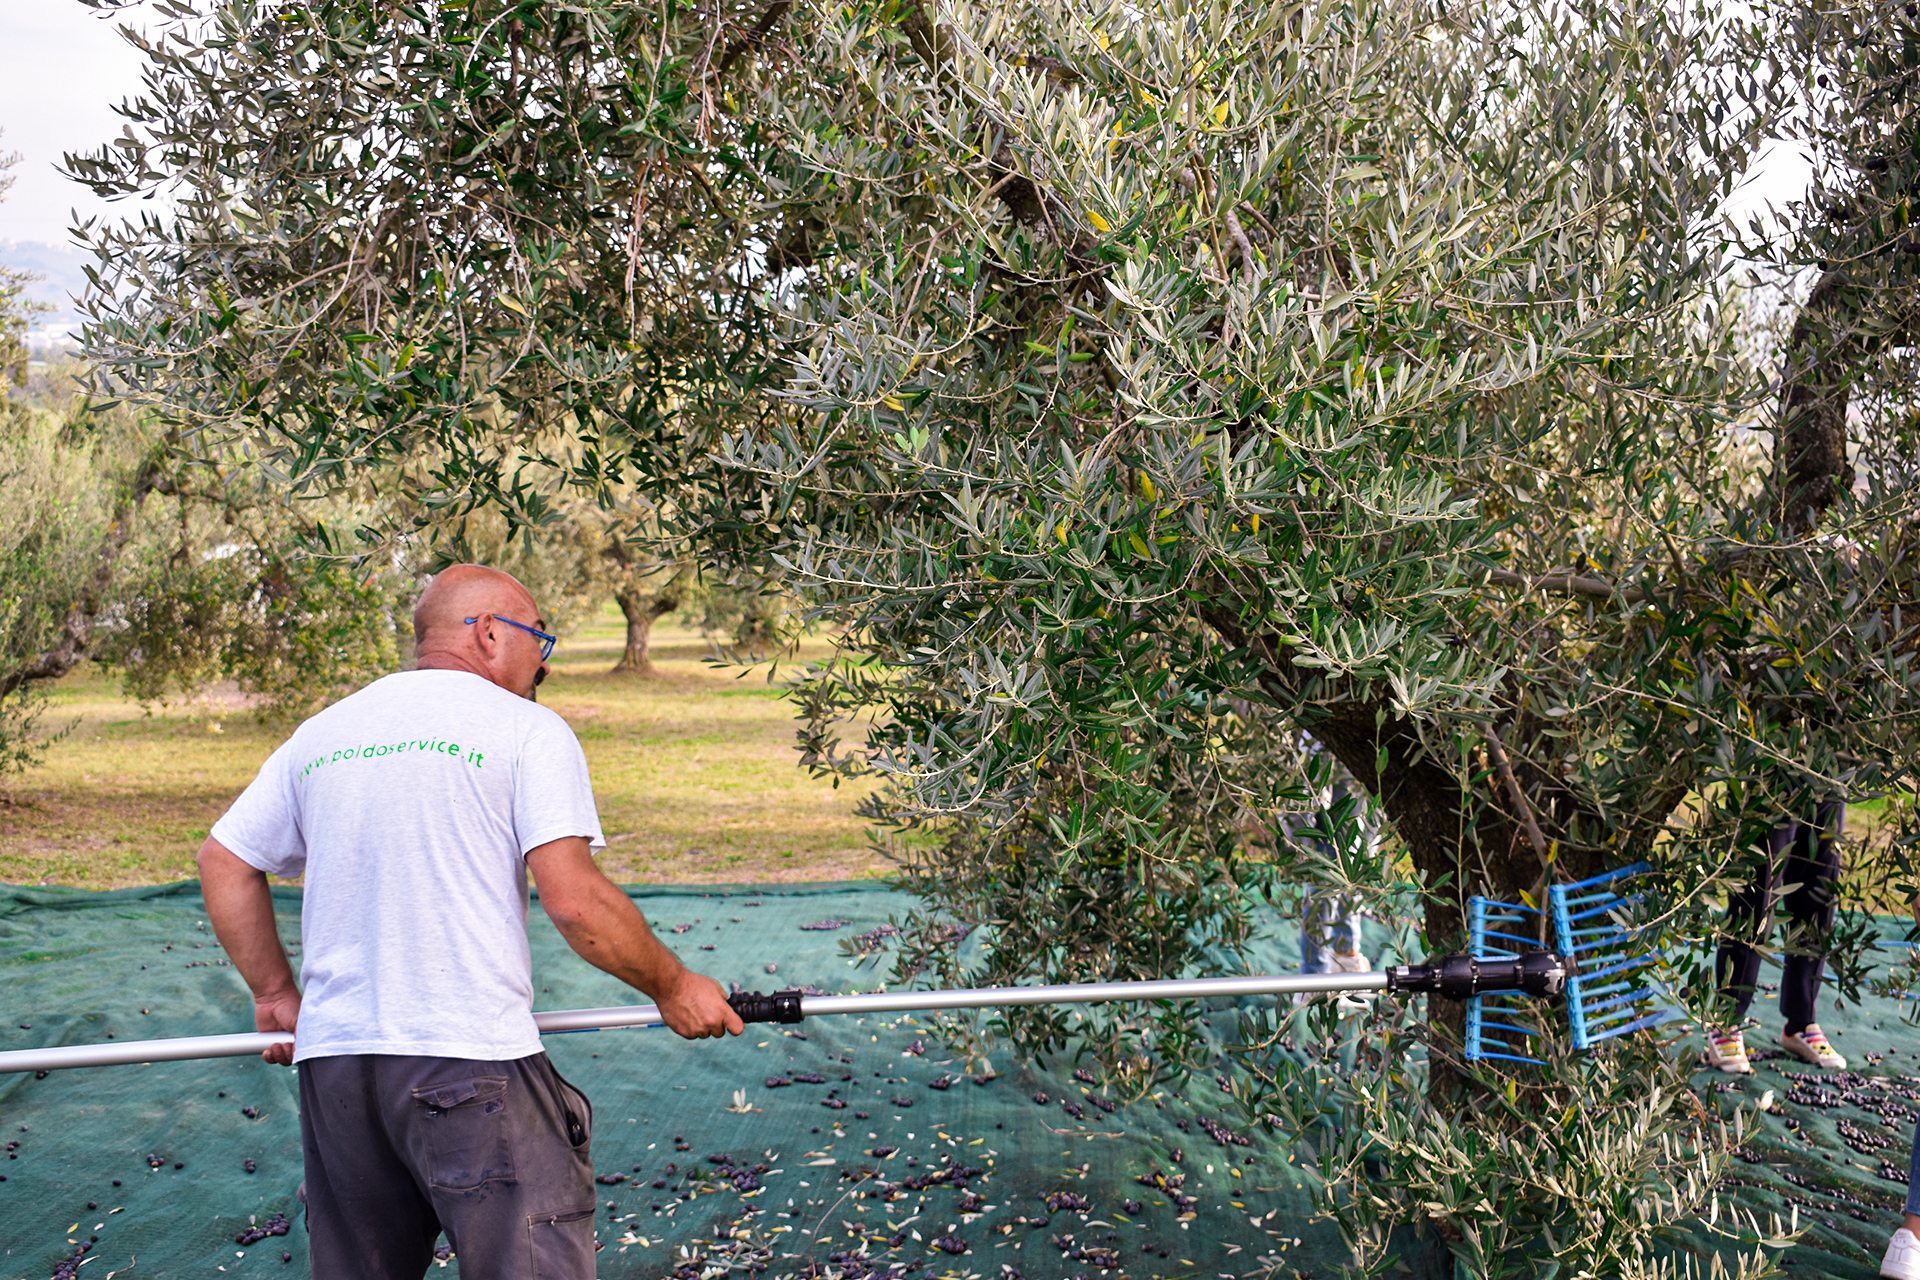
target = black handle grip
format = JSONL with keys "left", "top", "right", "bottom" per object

{"left": 728, "top": 988, "right": 806, "bottom": 1024}
{"left": 1386, "top": 950, "right": 1566, "bottom": 1000}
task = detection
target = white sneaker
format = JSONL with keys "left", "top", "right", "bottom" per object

{"left": 1880, "top": 1226, "right": 1920, "bottom": 1279}
{"left": 1780, "top": 1024, "right": 1847, "bottom": 1070}
{"left": 1703, "top": 1029, "right": 1753, "bottom": 1075}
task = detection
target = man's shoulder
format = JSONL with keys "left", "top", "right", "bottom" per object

{"left": 299, "top": 670, "right": 575, "bottom": 737}
{"left": 295, "top": 670, "right": 429, "bottom": 722}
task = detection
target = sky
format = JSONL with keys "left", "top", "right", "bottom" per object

{"left": 0, "top": 0, "right": 1816, "bottom": 330}
{"left": 1, "top": 0, "right": 152, "bottom": 243}
{"left": 1, "top": 0, "right": 155, "bottom": 328}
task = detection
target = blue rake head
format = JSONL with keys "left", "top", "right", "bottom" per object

{"left": 1549, "top": 862, "right": 1678, "bottom": 1051}
{"left": 1464, "top": 894, "right": 1553, "bottom": 1065}
{"left": 1466, "top": 862, "right": 1678, "bottom": 1063}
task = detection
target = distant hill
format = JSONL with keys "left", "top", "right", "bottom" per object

{"left": 1, "top": 238, "right": 94, "bottom": 333}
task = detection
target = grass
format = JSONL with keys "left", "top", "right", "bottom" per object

{"left": 0, "top": 608, "right": 889, "bottom": 889}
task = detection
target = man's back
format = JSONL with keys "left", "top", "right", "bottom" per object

{"left": 212, "top": 668, "right": 603, "bottom": 1062}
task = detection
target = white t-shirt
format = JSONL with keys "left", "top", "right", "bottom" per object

{"left": 211, "top": 669, "right": 605, "bottom": 1063}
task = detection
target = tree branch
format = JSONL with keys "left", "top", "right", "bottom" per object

{"left": 1481, "top": 719, "right": 1550, "bottom": 870}
{"left": 715, "top": 1, "right": 792, "bottom": 79}
{"left": 1224, "top": 205, "right": 1258, "bottom": 274}
{"left": 1485, "top": 567, "right": 1644, "bottom": 603}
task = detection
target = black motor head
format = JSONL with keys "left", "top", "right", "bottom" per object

{"left": 1385, "top": 951, "right": 1567, "bottom": 999}
{"left": 1517, "top": 949, "right": 1568, "bottom": 998}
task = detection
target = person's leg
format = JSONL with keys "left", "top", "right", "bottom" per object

{"left": 1880, "top": 1116, "right": 1920, "bottom": 1277}
{"left": 1908, "top": 1114, "right": 1920, "bottom": 1227}
{"left": 1715, "top": 842, "right": 1779, "bottom": 1026}
{"left": 1778, "top": 802, "right": 1849, "bottom": 1069}
{"left": 299, "top": 1055, "right": 442, "bottom": 1280}
{"left": 1322, "top": 895, "right": 1373, "bottom": 1009}
{"left": 393, "top": 1053, "right": 596, "bottom": 1280}
{"left": 1292, "top": 808, "right": 1339, "bottom": 977}
{"left": 1706, "top": 842, "right": 1779, "bottom": 1072}
{"left": 1327, "top": 896, "right": 1365, "bottom": 959}
{"left": 1779, "top": 800, "right": 1844, "bottom": 1034}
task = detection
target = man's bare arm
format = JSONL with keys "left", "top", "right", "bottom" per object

{"left": 527, "top": 836, "right": 744, "bottom": 1039}
{"left": 197, "top": 837, "right": 302, "bottom": 1065}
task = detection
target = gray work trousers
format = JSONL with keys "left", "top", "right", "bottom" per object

{"left": 298, "top": 1052, "right": 597, "bottom": 1280}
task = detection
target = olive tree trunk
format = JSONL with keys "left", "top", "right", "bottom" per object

{"left": 611, "top": 585, "right": 680, "bottom": 676}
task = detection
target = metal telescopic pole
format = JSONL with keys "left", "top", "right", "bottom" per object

{"left": 0, "top": 971, "right": 1393, "bottom": 1075}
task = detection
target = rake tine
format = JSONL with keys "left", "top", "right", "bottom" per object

{"left": 1475, "top": 1050, "right": 1548, "bottom": 1065}
{"left": 1585, "top": 993, "right": 1664, "bottom": 1022}
{"left": 1579, "top": 980, "right": 1659, "bottom": 1008}
{"left": 1565, "top": 900, "right": 1646, "bottom": 926}
{"left": 1583, "top": 1011, "right": 1680, "bottom": 1042}
{"left": 1479, "top": 1020, "right": 1538, "bottom": 1038}
{"left": 1578, "top": 966, "right": 1658, "bottom": 990}
{"left": 1560, "top": 862, "right": 1653, "bottom": 892}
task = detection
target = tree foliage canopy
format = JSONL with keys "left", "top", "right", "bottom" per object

{"left": 70, "top": 0, "right": 1920, "bottom": 1272}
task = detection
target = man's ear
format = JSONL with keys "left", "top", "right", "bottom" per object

{"left": 470, "top": 612, "right": 496, "bottom": 650}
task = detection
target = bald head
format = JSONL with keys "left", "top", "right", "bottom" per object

{"left": 411, "top": 565, "right": 552, "bottom": 699}
{"left": 413, "top": 564, "right": 540, "bottom": 650}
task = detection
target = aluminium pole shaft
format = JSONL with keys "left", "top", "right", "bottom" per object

{"left": 0, "top": 970, "right": 1390, "bottom": 1075}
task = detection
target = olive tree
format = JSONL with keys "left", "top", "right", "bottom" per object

{"left": 0, "top": 406, "right": 112, "bottom": 779}
{"left": 0, "top": 144, "right": 155, "bottom": 776}
{"left": 72, "top": 0, "right": 1919, "bottom": 1273}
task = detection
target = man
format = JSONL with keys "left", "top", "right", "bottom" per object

{"left": 198, "top": 564, "right": 742, "bottom": 1278}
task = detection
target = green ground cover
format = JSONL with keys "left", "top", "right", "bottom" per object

{"left": 2, "top": 881, "right": 1917, "bottom": 1278}
{"left": 0, "top": 609, "right": 885, "bottom": 888}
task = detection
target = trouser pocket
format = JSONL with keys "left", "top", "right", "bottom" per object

{"left": 547, "top": 1062, "right": 593, "bottom": 1150}
{"left": 412, "top": 1075, "right": 514, "bottom": 1190}
{"left": 527, "top": 1203, "right": 596, "bottom": 1279}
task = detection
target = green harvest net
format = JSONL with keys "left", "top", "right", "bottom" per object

{"left": 0, "top": 879, "right": 1916, "bottom": 1279}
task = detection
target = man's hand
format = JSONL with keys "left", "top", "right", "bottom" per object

{"left": 655, "top": 968, "right": 746, "bottom": 1040}
{"left": 254, "top": 988, "right": 301, "bottom": 1066}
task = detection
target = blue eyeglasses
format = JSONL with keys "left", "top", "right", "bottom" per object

{"left": 466, "top": 615, "right": 557, "bottom": 661}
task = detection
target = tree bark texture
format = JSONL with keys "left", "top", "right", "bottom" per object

{"left": 1776, "top": 268, "right": 1859, "bottom": 537}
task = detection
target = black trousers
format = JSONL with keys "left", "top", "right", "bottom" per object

{"left": 1715, "top": 801, "right": 1845, "bottom": 1030}
{"left": 298, "top": 1052, "right": 597, "bottom": 1280}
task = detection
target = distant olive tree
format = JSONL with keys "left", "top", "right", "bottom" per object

{"left": 0, "top": 407, "right": 109, "bottom": 780}
{"left": 0, "top": 138, "right": 36, "bottom": 395}
{"left": 72, "top": 0, "right": 1920, "bottom": 1274}
{"left": 428, "top": 471, "right": 698, "bottom": 675}
{"left": 0, "top": 142, "right": 120, "bottom": 780}
{"left": 92, "top": 477, "right": 413, "bottom": 718}
{"left": 0, "top": 391, "right": 411, "bottom": 741}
